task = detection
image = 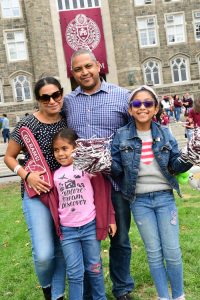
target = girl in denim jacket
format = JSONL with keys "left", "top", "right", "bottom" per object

{"left": 111, "top": 86, "right": 193, "bottom": 300}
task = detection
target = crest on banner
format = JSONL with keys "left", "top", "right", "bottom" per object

{"left": 66, "top": 14, "right": 101, "bottom": 50}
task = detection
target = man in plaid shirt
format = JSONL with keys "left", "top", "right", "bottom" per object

{"left": 63, "top": 49, "right": 134, "bottom": 300}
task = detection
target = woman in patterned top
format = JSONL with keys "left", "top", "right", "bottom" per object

{"left": 4, "top": 77, "right": 67, "bottom": 300}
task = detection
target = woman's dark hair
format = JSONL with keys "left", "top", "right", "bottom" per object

{"left": 193, "top": 98, "right": 200, "bottom": 113}
{"left": 34, "top": 77, "right": 62, "bottom": 100}
{"left": 52, "top": 128, "right": 79, "bottom": 148}
{"left": 173, "top": 94, "right": 179, "bottom": 99}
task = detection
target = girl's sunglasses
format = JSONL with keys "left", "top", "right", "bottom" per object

{"left": 38, "top": 88, "right": 63, "bottom": 103}
{"left": 130, "top": 99, "right": 155, "bottom": 108}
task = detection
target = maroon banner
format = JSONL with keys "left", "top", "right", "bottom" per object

{"left": 59, "top": 8, "right": 108, "bottom": 77}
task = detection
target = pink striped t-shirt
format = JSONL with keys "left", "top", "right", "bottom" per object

{"left": 141, "top": 140, "right": 155, "bottom": 165}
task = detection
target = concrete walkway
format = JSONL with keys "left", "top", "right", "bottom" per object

{"left": 0, "top": 141, "right": 20, "bottom": 184}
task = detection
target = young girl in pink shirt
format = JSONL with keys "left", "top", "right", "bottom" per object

{"left": 52, "top": 128, "right": 116, "bottom": 300}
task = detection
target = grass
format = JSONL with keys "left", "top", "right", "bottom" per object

{"left": 0, "top": 182, "right": 200, "bottom": 300}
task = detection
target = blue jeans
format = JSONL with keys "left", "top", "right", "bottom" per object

{"left": 61, "top": 219, "right": 106, "bottom": 300}
{"left": 22, "top": 192, "right": 66, "bottom": 300}
{"left": 2, "top": 128, "right": 10, "bottom": 143}
{"left": 109, "top": 189, "right": 134, "bottom": 297}
{"left": 186, "top": 128, "right": 194, "bottom": 141}
{"left": 130, "top": 190, "right": 184, "bottom": 299}
{"left": 174, "top": 107, "right": 182, "bottom": 121}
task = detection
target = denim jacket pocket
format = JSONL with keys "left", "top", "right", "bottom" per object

{"left": 159, "top": 143, "right": 172, "bottom": 163}
{"left": 119, "top": 145, "right": 134, "bottom": 166}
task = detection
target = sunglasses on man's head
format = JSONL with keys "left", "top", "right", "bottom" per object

{"left": 130, "top": 99, "right": 155, "bottom": 108}
{"left": 38, "top": 88, "right": 63, "bottom": 103}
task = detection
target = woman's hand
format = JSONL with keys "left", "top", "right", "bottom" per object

{"left": 26, "top": 171, "right": 51, "bottom": 195}
{"left": 109, "top": 224, "right": 117, "bottom": 237}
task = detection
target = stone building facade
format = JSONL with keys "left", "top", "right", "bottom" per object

{"left": 0, "top": 0, "right": 200, "bottom": 125}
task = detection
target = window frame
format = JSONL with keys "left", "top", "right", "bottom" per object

{"left": 143, "top": 60, "right": 162, "bottom": 86}
{"left": 165, "top": 12, "right": 186, "bottom": 45}
{"left": 12, "top": 74, "right": 32, "bottom": 102}
{"left": 163, "top": 0, "right": 182, "bottom": 3}
{"left": 57, "top": 0, "right": 101, "bottom": 11}
{"left": 136, "top": 16, "right": 159, "bottom": 48}
{"left": 193, "top": 11, "right": 200, "bottom": 42}
{"left": 1, "top": 0, "right": 21, "bottom": 19}
{"left": 170, "top": 56, "right": 190, "bottom": 84}
{"left": 4, "top": 29, "right": 28, "bottom": 62}
{"left": 134, "top": 0, "right": 154, "bottom": 7}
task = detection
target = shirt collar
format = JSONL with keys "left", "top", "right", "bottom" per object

{"left": 128, "top": 120, "right": 163, "bottom": 140}
{"left": 74, "top": 79, "right": 109, "bottom": 96}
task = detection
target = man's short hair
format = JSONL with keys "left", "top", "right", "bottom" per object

{"left": 71, "top": 49, "right": 97, "bottom": 70}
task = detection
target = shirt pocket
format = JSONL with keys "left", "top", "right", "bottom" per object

{"left": 160, "top": 143, "right": 172, "bottom": 163}
{"left": 119, "top": 144, "right": 135, "bottom": 166}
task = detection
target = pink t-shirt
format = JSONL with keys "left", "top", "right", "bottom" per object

{"left": 53, "top": 164, "right": 96, "bottom": 227}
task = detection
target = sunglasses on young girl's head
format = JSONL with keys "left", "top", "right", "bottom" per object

{"left": 38, "top": 88, "right": 63, "bottom": 103}
{"left": 130, "top": 99, "right": 155, "bottom": 108}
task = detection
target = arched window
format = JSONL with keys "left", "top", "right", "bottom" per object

{"left": 143, "top": 60, "right": 161, "bottom": 85}
{"left": 171, "top": 57, "right": 189, "bottom": 83}
{"left": 13, "top": 75, "right": 31, "bottom": 101}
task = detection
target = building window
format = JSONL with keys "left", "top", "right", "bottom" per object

{"left": 143, "top": 60, "right": 161, "bottom": 85}
{"left": 4, "top": 30, "right": 28, "bottom": 62}
{"left": 57, "top": 0, "right": 101, "bottom": 10}
{"left": 165, "top": 13, "right": 186, "bottom": 44}
{"left": 171, "top": 57, "right": 189, "bottom": 83}
{"left": 134, "top": 0, "right": 154, "bottom": 6}
{"left": 193, "top": 11, "right": 200, "bottom": 41}
{"left": 13, "top": 75, "right": 31, "bottom": 102}
{"left": 163, "top": 0, "right": 181, "bottom": 3}
{"left": 137, "top": 16, "right": 158, "bottom": 48}
{"left": 1, "top": 0, "right": 21, "bottom": 18}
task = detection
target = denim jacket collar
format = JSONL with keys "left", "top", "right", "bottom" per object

{"left": 127, "top": 120, "right": 164, "bottom": 142}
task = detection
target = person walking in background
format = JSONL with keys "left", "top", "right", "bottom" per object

{"left": 52, "top": 127, "right": 116, "bottom": 300}
{"left": 182, "top": 92, "right": 193, "bottom": 117}
{"left": 4, "top": 77, "right": 67, "bottom": 300}
{"left": 182, "top": 116, "right": 194, "bottom": 141}
{"left": 161, "top": 96, "right": 171, "bottom": 117}
{"left": 63, "top": 49, "right": 134, "bottom": 300}
{"left": 183, "top": 97, "right": 200, "bottom": 140}
{"left": 111, "top": 85, "right": 192, "bottom": 300}
{"left": 188, "top": 97, "right": 200, "bottom": 128}
{"left": 2, "top": 114, "right": 10, "bottom": 143}
{"left": 173, "top": 94, "right": 183, "bottom": 122}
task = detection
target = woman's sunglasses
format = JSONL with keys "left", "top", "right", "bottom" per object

{"left": 130, "top": 99, "right": 155, "bottom": 108}
{"left": 38, "top": 88, "right": 63, "bottom": 103}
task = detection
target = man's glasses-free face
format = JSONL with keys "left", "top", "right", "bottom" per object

{"left": 38, "top": 88, "right": 63, "bottom": 104}
{"left": 129, "top": 99, "right": 155, "bottom": 108}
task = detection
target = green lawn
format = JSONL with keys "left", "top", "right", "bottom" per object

{"left": 0, "top": 182, "right": 200, "bottom": 300}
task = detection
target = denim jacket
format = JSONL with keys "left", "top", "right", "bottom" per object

{"left": 111, "top": 120, "right": 193, "bottom": 202}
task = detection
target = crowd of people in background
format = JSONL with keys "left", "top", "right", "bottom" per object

{"left": 157, "top": 92, "right": 193, "bottom": 124}
{"left": 152, "top": 92, "right": 200, "bottom": 142}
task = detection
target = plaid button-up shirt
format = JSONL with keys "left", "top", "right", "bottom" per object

{"left": 63, "top": 80, "right": 131, "bottom": 190}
